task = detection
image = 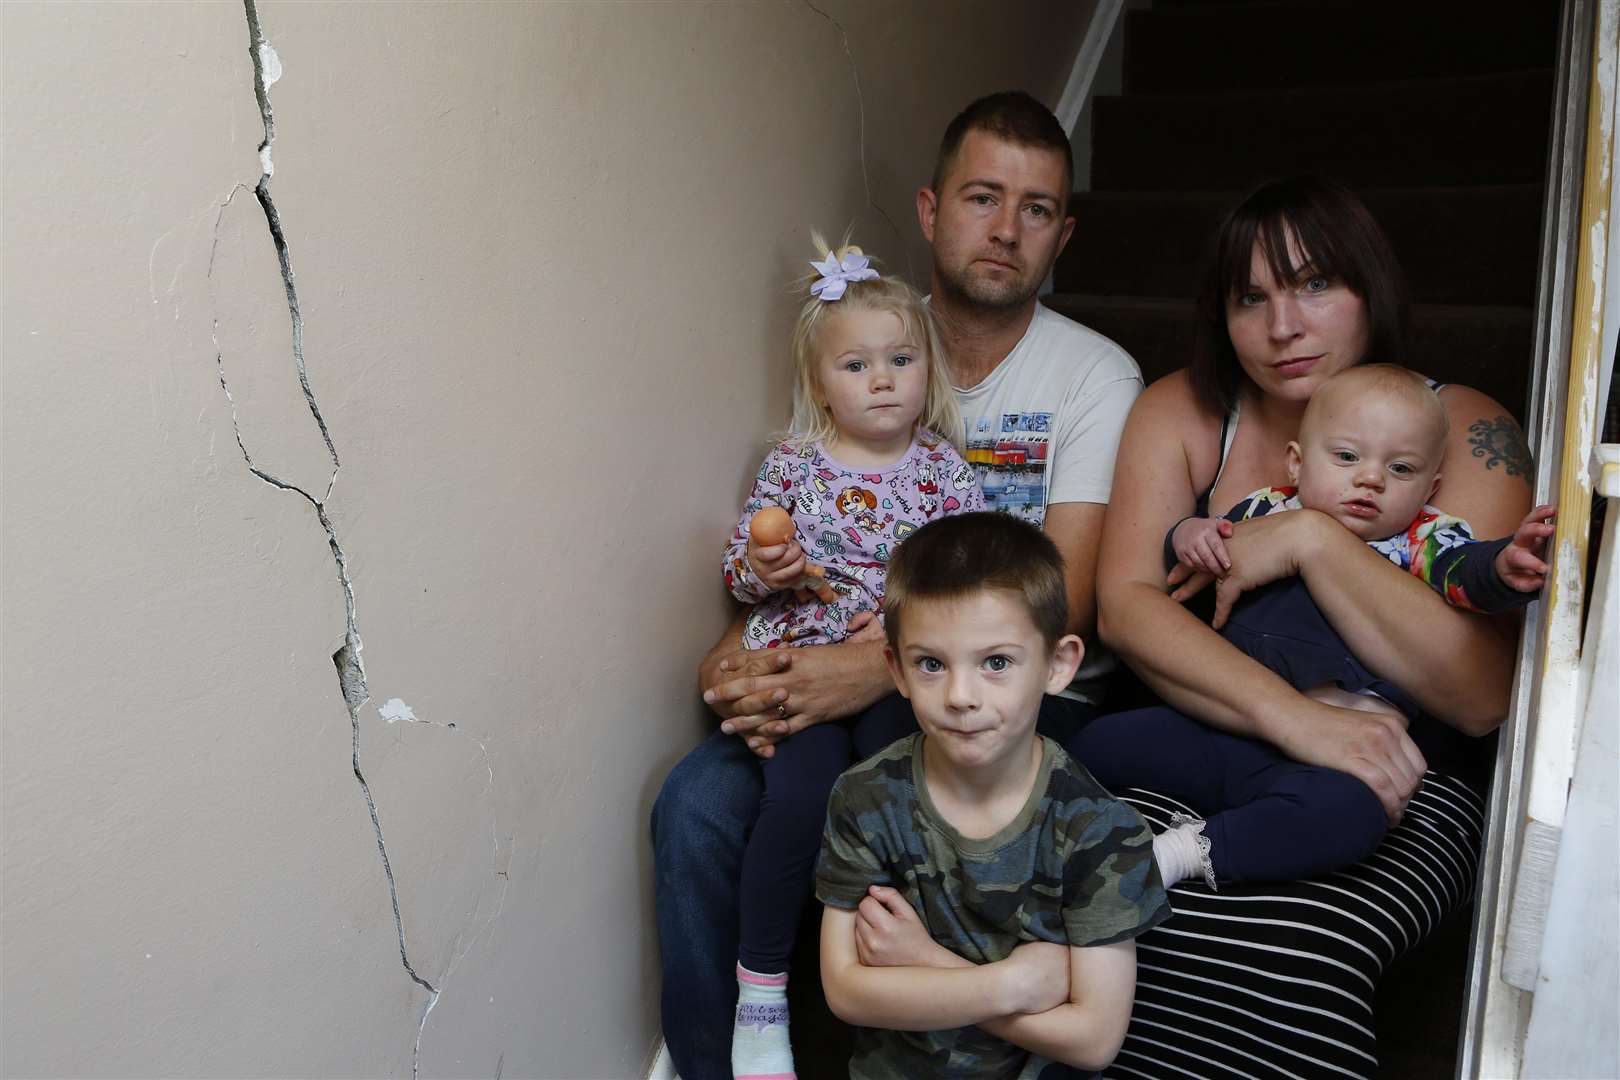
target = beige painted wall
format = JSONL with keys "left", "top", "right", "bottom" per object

{"left": 0, "top": 2, "right": 1093, "bottom": 1075}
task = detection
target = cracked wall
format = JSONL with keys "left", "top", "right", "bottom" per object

{"left": 0, "top": 2, "right": 1095, "bottom": 1076}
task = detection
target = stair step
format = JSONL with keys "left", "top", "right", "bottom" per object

{"left": 1056, "top": 184, "right": 1543, "bottom": 306}
{"left": 1125, "top": 4, "right": 1558, "bottom": 95}
{"left": 1091, "top": 69, "right": 1553, "bottom": 192}
{"left": 1041, "top": 294, "right": 1534, "bottom": 418}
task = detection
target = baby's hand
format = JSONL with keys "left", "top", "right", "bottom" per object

{"left": 746, "top": 535, "right": 809, "bottom": 593}
{"left": 1170, "top": 516, "right": 1234, "bottom": 580}
{"left": 1496, "top": 503, "right": 1556, "bottom": 593}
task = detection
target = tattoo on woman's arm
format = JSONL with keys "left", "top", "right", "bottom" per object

{"left": 1466, "top": 416, "right": 1533, "bottom": 478}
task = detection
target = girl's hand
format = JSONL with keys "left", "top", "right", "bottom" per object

{"left": 855, "top": 885, "right": 956, "bottom": 969}
{"left": 844, "top": 610, "right": 886, "bottom": 644}
{"left": 1496, "top": 503, "right": 1556, "bottom": 592}
{"left": 746, "top": 536, "right": 808, "bottom": 592}
{"left": 1170, "top": 516, "right": 1234, "bottom": 579}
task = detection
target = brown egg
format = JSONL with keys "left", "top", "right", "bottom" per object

{"left": 749, "top": 506, "right": 795, "bottom": 546}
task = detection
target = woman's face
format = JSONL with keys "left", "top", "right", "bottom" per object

{"left": 1225, "top": 234, "right": 1370, "bottom": 406}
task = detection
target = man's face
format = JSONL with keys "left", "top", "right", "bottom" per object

{"left": 919, "top": 130, "right": 1075, "bottom": 311}
{"left": 885, "top": 590, "right": 1081, "bottom": 774}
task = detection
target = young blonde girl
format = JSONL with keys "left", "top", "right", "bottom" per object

{"left": 721, "top": 237, "right": 984, "bottom": 1079}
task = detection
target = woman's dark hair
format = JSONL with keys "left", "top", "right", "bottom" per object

{"left": 1189, "top": 176, "right": 1411, "bottom": 413}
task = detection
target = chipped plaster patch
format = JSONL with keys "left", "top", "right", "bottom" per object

{"left": 380, "top": 698, "right": 419, "bottom": 724}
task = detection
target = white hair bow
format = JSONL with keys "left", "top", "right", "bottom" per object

{"left": 809, "top": 250, "right": 879, "bottom": 301}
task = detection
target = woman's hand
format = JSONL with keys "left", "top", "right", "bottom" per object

{"left": 1169, "top": 510, "right": 1330, "bottom": 628}
{"left": 1275, "top": 698, "right": 1427, "bottom": 823}
{"left": 855, "top": 885, "right": 959, "bottom": 969}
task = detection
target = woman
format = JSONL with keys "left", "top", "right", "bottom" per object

{"left": 1082, "top": 176, "right": 1531, "bottom": 1078}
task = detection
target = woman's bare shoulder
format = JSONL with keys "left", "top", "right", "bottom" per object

{"left": 1126, "top": 369, "right": 1222, "bottom": 477}
{"left": 1434, "top": 382, "right": 1534, "bottom": 534}
{"left": 1133, "top": 369, "right": 1214, "bottom": 425}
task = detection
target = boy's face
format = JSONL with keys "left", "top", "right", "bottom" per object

{"left": 1287, "top": 389, "right": 1444, "bottom": 541}
{"left": 885, "top": 589, "right": 1082, "bottom": 773}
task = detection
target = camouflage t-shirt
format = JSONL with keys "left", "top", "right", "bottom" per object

{"left": 815, "top": 734, "right": 1171, "bottom": 1080}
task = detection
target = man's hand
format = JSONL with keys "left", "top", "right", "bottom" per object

{"left": 1273, "top": 699, "right": 1427, "bottom": 823}
{"left": 1170, "top": 516, "right": 1234, "bottom": 578}
{"left": 855, "top": 886, "right": 957, "bottom": 969}
{"left": 701, "top": 634, "right": 890, "bottom": 758}
{"left": 1496, "top": 503, "right": 1556, "bottom": 592}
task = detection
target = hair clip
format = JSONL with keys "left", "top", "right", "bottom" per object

{"left": 809, "top": 250, "right": 878, "bottom": 301}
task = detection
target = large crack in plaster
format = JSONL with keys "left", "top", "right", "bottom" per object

{"left": 802, "top": 0, "right": 912, "bottom": 281}
{"left": 376, "top": 699, "right": 513, "bottom": 1069}
{"left": 206, "top": 4, "right": 484, "bottom": 1075}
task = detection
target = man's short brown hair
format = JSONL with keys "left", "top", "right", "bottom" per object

{"left": 884, "top": 512, "right": 1068, "bottom": 650}
{"left": 930, "top": 91, "right": 1074, "bottom": 205}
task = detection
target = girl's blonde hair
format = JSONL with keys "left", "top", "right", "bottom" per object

{"left": 783, "top": 234, "right": 963, "bottom": 453}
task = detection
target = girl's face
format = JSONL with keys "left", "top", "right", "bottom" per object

{"left": 1225, "top": 234, "right": 1371, "bottom": 406}
{"left": 814, "top": 307, "right": 928, "bottom": 462}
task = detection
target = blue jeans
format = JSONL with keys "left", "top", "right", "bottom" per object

{"left": 652, "top": 728, "right": 758, "bottom": 1080}
{"left": 651, "top": 693, "right": 1098, "bottom": 1080}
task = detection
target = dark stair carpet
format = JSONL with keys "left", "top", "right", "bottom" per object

{"left": 1054, "top": 0, "right": 1559, "bottom": 421}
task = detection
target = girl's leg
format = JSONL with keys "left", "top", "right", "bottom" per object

{"left": 1070, "top": 706, "right": 1386, "bottom": 886}
{"left": 850, "top": 692, "right": 916, "bottom": 760}
{"left": 734, "top": 721, "right": 855, "bottom": 1078}
{"left": 739, "top": 720, "right": 857, "bottom": 970}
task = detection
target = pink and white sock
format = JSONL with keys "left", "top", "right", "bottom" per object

{"left": 731, "top": 962, "right": 795, "bottom": 1080}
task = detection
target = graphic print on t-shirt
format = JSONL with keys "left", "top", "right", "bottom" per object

{"left": 964, "top": 411, "right": 1051, "bottom": 523}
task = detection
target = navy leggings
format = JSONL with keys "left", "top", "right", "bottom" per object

{"left": 1070, "top": 706, "right": 1388, "bottom": 884}
{"left": 737, "top": 691, "right": 1098, "bottom": 973}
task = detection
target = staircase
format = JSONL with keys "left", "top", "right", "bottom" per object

{"left": 1048, "top": 0, "right": 1561, "bottom": 423}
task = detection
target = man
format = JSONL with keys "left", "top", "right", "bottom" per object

{"left": 653, "top": 91, "right": 1143, "bottom": 1079}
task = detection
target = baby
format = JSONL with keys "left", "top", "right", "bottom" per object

{"left": 1150, "top": 364, "right": 1553, "bottom": 888}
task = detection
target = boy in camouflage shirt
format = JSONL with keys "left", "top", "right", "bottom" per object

{"left": 816, "top": 513, "right": 1170, "bottom": 1079}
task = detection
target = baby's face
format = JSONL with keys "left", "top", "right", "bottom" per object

{"left": 1289, "top": 391, "right": 1444, "bottom": 541}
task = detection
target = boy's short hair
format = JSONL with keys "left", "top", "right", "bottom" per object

{"left": 884, "top": 512, "right": 1068, "bottom": 650}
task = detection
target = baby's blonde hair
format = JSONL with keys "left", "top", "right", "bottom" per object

{"left": 783, "top": 233, "right": 963, "bottom": 452}
{"left": 1303, "top": 363, "right": 1449, "bottom": 450}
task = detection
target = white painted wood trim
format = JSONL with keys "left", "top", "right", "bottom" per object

{"left": 1055, "top": 0, "right": 1125, "bottom": 136}
{"left": 1520, "top": 448, "right": 1620, "bottom": 1077}
{"left": 1462, "top": 0, "right": 1609, "bottom": 1073}
{"left": 645, "top": 1038, "right": 676, "bottom": 1080}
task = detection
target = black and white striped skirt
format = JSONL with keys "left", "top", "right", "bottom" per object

{"left": 1108, "top": 771, "right": 1485, "bottom": 1080}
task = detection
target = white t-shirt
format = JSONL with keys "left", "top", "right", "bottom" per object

{"left": 954, "top": 303, "right": 1143, "bottom": 703}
